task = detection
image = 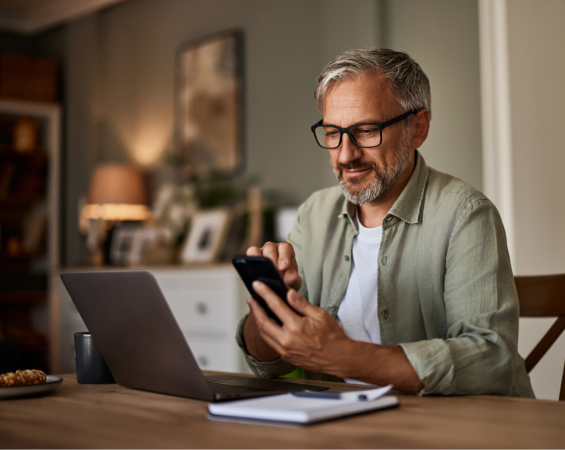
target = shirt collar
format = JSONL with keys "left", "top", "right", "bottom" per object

{"left": 339, "top": 149, "right": 429, "bottom": 225}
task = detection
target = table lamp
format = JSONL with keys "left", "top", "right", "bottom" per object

{"left": 83, "top": 164, "right": 151, "bottom": 265}
{"left": 84, "top": 164, "right": 151, "bottom": 222}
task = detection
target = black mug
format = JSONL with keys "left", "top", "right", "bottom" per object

{"left": 74, "top": 332, "right": 115, "bottom": 384}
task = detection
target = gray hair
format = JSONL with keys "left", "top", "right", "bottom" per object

{"left": 314, "top": 48, "right": 432, "bottom": 126}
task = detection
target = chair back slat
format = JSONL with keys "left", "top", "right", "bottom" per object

{"left": 515, "top": 274, "right": 565, "bottom": 316}
{"left": 515, "top": 274, "right": 565, "bottom": 400}
{"left": 524, "top": 317, "right": 565, "bottom": 372}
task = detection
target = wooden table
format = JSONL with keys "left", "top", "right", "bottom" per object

{"left": 1, "top": 373, "right": 564, "bottom": 448}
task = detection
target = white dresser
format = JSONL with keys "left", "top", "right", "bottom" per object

{"left": 50, "top": 265, "right": 251, "bottom": 375}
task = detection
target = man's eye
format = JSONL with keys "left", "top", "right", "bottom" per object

{"left": 356, "top": 127, "right": 378, "bottom": 136}
{"left": 325, "top": 130, "right": 340, "bottom": 138}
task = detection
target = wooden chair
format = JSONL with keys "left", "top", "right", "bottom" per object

{"left": 515, "top": 274, "right": 565, "bottom": 400}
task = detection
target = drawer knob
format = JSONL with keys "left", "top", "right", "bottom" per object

{"left": 196, "top": 302, "right": 208, "bottom": 315}
{"left": 197, "top": 355, "right": 209, "bottom": 367}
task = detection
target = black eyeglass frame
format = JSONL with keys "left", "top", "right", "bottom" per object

{"left": 310, "top": 109, "right": 420, "bottom": 149}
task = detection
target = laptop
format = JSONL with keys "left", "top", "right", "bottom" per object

{"left": 60, "top": 271, "right": 329, "bottom": 402}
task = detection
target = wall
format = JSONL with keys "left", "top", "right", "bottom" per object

{"left": 507, "top": 0, "right": 565, "bottom": 401}
{"left": 507, "top": 0, "right": 565, "bottom": 277}
{"left": 62, "top": 0, "right": 380, "bottom": 265}
{"left": 383, "top": 0, "right": 483, "bottom": 190}
{"left": 480, "top": 0, "right": 565, "bottom": 400}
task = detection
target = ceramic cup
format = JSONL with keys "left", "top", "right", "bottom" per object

{"left": 74, "top": 332, "right": 115, "bottom": 384}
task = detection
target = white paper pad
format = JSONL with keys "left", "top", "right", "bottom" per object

{"left": 208, "top": 385, "right": 398, "bottom": 424}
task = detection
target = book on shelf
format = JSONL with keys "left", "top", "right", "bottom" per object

{"left": 0, "top": 160, "right": 15, "bottom": 194}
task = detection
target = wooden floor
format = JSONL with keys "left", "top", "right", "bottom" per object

{"left": 1, "top": 373, "right": 564, "bottom": 448}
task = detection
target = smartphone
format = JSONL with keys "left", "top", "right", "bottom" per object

{"left": 232, "top": 256, "right": 292, "bottom": 325}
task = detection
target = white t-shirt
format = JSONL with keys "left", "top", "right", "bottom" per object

{"left": 337, "top": 212, "right": 382, "bottom": 384}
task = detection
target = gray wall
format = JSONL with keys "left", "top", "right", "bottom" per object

{"left": 507, "top": 0, "right": 565, "bottom": 276}
{"left": 383, "top": 0, "right": 483, "bottom": 190}
{"left": 62, "top": 0, "right": 380, "bottom": 265}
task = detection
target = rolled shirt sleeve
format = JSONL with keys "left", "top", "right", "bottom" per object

{"left": 400, "top": 199, "right": 521, "bottom": 396}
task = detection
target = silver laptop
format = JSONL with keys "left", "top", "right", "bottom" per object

{"left": 60, "top": 271, "right": 328, "bottom": 402}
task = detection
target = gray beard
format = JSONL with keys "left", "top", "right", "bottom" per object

{"left": 333, "top": 130, "right": 413, "bottom": 205}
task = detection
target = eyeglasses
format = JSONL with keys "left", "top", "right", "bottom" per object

{"left": 310, "top": 109, "right": 420, "bottom": 149}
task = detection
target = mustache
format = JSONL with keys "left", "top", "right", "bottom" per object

{"left": 335, "top": 160, "right": 379, "bottom": 173}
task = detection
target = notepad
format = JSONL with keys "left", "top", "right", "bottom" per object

{"left": 207, "top": 386, "right": 398, "bottom": 425}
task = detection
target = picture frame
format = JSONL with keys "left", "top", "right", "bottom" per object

{"left": 109, "top": 225, "right": 139, "bottom": 266}
{"left": 110, "top": 225, "right": 159, "bottom": 266}
{"left": 177, "top": 30, "right": 244, "bottom": 176}
{"left": 127, "top": 227, "right": 157, "bottom": 266}
{"left": 180, "top": 208, "right": 232, "bottom": 263}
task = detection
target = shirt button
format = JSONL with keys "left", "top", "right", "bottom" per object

{"left": 384, "top": 310, "right": 388, "bottom": 319}
{"left": 344, "top": 255, "right": 350, "bottom": 261}
{"left": 382, "top": 256, "right": 387, "bottom": 265}
{"left": 328, "top": 305, "right": 337, "bottom": 312}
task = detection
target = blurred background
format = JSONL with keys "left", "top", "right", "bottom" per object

{"left": 0, "top": 0, "right": 563, "bottom": 399}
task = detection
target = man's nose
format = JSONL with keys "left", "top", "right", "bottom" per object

{"left": 337, "top": 133, "right": 363, "bottom": 164}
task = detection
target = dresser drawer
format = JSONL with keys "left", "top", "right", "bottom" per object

{"left": 164, "top": 290, "right": 236, "bottom": 331}
{"left": 66, "top": 295, "right": 85, "bottom": 325}
{"left": 185, "top": 338, "right": 239, "bottom": 372}
{"left": 55, "top": 276, "right": 84, "bottom": 325}
{"left": 154, "top": 272, "right": 233, "bottom": 293}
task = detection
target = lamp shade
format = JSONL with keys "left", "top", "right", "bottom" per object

{"left": 85, "top": 164, "right": 150, "bottom": 221}
{"left": 88, "top": 164, "right": 146, "bottom": 205}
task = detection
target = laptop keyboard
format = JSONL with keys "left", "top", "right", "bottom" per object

{"left": 206, "top": 380, "right": 276, "bottom": 394}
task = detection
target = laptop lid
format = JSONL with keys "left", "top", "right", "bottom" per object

{"left": 60, "top": 271, "right": 215, "bottom": 401}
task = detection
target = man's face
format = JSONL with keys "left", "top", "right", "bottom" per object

{"left": 323, "top": 73, "right": 413, "bottom": 205}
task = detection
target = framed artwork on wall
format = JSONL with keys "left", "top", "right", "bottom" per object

{"left": 178, "top": 30, "right": 244, "bottom": 176}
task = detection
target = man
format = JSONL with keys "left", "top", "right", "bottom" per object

{"left": 236, "top": 48, "right": 534, "bottom": 397}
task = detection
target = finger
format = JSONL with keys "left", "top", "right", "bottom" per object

{"left": 246, "top": 246, "right": 262, "bottom": 257}
{"left": 245, "top": 296, "right": 256, "bottom": 313}
{"left": 252, "top": 280, "right": 298, "bottom": 325}
{"left": 283, "top": 269, "right": 302, "bottom": 291}
{"left": 276, "top": 242, "right": 296, "bottom": 271}
{"left": 261, "top": 242, "right": 280, "bottom": 268}
{"left": 287, "top": 289, "right": 317, "bottom": 316}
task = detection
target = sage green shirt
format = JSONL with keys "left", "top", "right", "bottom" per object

{"left": 236, "top": 151, "right": 535, "bottom": 397}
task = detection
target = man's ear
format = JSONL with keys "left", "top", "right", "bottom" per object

{"left": 411, "top": 109, "right": 430, "bottom": 149}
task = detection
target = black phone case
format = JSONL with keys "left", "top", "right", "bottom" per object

{"left": 232, "top": 256, "right": 290, "bottom": 325}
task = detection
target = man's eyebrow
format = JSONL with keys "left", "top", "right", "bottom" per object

{"left": 322, "top": 117, "right": 383, "bottom": 127}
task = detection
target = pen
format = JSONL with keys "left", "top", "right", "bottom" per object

{"left": 292, "top": 384, "right": 393, "bottom": 401}
{"left": 292, "top": 391, "right": 367, "bottom": 400}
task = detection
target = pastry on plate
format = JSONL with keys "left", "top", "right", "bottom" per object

{"left": 0, "top": 369, "right": 47, "bottom": 387}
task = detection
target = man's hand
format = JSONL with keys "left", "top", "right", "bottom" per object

{"left": 246, "top": 242, "right": 302, "bottom": 291}
{"left": 249, "top": 281, "right": 425, "bottom": 393}
{"left": 242, "top": 241, "right": 302, "bottom": 362}
{"left": 248, "top": 280, "right": 352, "bottom": 374}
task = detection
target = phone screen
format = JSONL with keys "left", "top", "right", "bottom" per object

{"left": 232, "top": 256, "right": 290, "bottom": 325}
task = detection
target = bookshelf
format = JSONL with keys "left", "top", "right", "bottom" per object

{"left": 0, "top": 99, "right": 60, "bottom": 373}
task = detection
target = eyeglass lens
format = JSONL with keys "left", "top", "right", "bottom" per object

{"left": 314, "top": 124, "right": 381, "bottom": 149}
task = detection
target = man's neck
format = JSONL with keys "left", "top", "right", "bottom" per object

{"left": 357, "top": 157, "right": 416, "bottom": 228}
